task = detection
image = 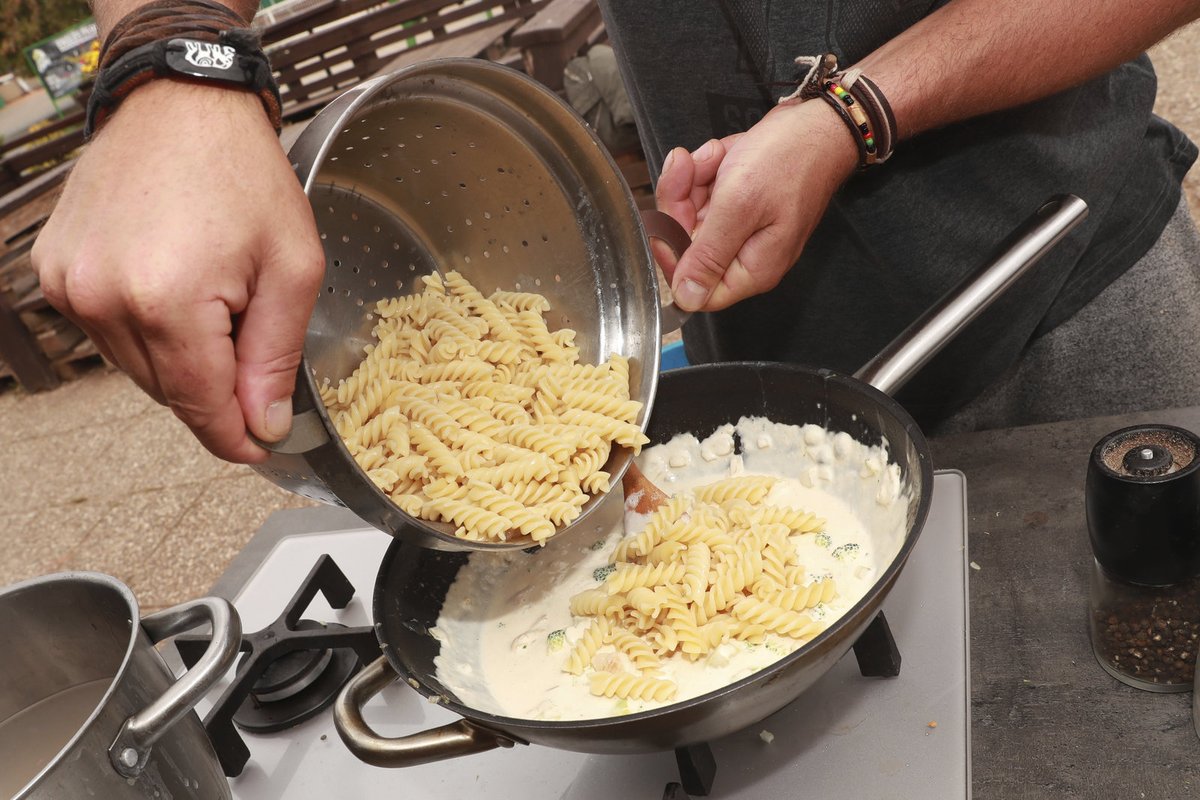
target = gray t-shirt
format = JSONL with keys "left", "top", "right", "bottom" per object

{"left": 598, "top": 0, "right": 1197, "bottom": 426}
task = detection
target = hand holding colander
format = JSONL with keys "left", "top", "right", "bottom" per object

{"left": 249, "top": 59, "right": 693, "bottom": 552}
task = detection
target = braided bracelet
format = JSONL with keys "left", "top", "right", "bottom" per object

{"left": 85, "top": 0, "right": 281, "bottom": 138}
{"left": 779, "top": 53, "right": 897, "bottom": 170}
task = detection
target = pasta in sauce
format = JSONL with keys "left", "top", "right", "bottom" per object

{"left": 432, "top": 417, "right": 908, "bottom": 720}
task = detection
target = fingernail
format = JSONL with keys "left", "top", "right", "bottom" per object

{"left": 694, "top": 140, "right": 716, "bottom": 162}
{"left": 674, "top": 278, "right": 709, "bottom": 311}
{"left": 663, "top": 149, "right": 677, "bottom": 172}
{"left": 265, "top": 399, "right": 293, "bottom": 440}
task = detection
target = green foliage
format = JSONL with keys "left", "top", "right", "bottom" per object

{"left": 0, "top": 0, "right": 93, "bottom": 76}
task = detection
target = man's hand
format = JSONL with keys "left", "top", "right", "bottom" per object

{"left": 33, "top": 81, "right": 325, "bottom": 463}
{"left": 653, "top": 99, "right": 859, "bottom": 312}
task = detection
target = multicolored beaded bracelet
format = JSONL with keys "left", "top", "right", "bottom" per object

{"left": 825, "top": 80, "right": 879, "bottom": 163}
{"left": 778, "top": 53, "right": 897, "bottom": 170}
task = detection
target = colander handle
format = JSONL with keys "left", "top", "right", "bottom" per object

{"left": 641, "top": 209, "right": 694, "bottom": 334}
{"left": 250, "top": 408, "right": 331, "bottom": 455}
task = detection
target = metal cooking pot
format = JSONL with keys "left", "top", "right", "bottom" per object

{"left": 252, "top": 59, "right": 690, "bottom": 552}
{"left": 0, "top": 572, "right": 241, "bottom": 799}
{"left": 331, "top": 196, "right": 1088, "bottom": 764}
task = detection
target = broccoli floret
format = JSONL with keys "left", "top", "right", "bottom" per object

{"left": 814, "top": 533, "right": 832, "bottom": 548}
{"left": 547, "top": 629, "right": 566, "bottom": 653}
{"left": 589, "top": 537, "right": 608, "bottom": 551}
{"left": 593, "top": 564, "right": 616, "bottom": 582}
{"left": 831, "top": 543, "right": 861, "bottom": 561}
{"left": 764, "top": 639, "right": 790, "bottom": 656}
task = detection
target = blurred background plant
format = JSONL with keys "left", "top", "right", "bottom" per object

{"left": 0, "top": 0, "right": 92, "bottom": 76}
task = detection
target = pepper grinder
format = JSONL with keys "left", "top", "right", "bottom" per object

{"left": 1086, "top": 424, "right": 1200, "bottom": 692}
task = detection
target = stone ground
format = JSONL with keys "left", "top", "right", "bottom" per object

{"left": 2, "top": 26, "right": 1199, "bottom": 609}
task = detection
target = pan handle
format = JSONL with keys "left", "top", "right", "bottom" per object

{"left": 854, "top": 194, "right": 1089, "bottom": 396}
{"left": 641, "top": 209, "right": 694, "bottom": 334}
{"left": 334, "top": 656, "right": 519, "bottom": 768}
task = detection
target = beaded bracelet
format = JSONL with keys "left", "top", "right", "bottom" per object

{"left": 825, "top": 80, "right": 880, "bottom": 165}
{"left": 778, "top": 53, "right": 897, "bottom": 170}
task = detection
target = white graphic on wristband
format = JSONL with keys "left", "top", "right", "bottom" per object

{"left": 183, "top": 41, "right": 235, "bottom": 70}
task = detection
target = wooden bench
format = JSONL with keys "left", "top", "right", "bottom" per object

{"left": 0, "top": 0, "right": 660, "bottom": 392}
{"left": 508, "top": 0, "right": 602, "bottom": 90}
{"left": 0, "top": 110, "right": 85, "bottom": 196}
{"left": 260, "top": 0, "right": 547, "bottom": 122}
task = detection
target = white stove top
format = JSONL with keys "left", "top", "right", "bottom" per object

{"left": 190, "top": 471, "right": 970, "bottom": 799}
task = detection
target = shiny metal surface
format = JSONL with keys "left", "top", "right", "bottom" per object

{"left": 1194, "top": 660, "right": 1199, "bottom": 740}
{"left": 334, "top": 656, "right": 518, "bottom": 767}
{"left": 109, "top": 597, "right": 242, "bottom": 778}
{"left": 1, "top": 573, "right": 237, "bottom": 799}
{"left": 855, "top": 195, "right": 1089, "bottom": 394}
{"left": 253, "top": 59, "right": 677, "bottom": 551}
{"left": 332, "top": 196, "right": 1091, "bottom": 769}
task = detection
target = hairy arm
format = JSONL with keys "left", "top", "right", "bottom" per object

{"left": 90, "top": 0, "right": 260, "bottom": 32}
{"left": 856, "top": 0, "right": 1200, "bottom": 139}
{"left": 34, "top": 0, "right": 325, "bottom": 463}
{"left": 658, "top": 0, "right": 1200, "bottom": 312}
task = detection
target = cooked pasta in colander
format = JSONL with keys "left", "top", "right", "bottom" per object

{"left": 320, "top": 270, "right": 647, "bottom": 545}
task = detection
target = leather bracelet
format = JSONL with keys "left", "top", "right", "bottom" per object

{"left": 825, "top": 80, "right": 879, "bottom": 165}
{"left": 841, "top": 73, "right": 896, "bottom": 165}
{"left": 85, "top": 31, "right": 282, "bottom": 138}
{"left": 816, "top": 91, "right": 868, "bottom": 167}
{"left": 100, "top": 0, "right": 246, "bottom": 69}
{"left": 778, "top": 53, "right": 898, "bottom": 170}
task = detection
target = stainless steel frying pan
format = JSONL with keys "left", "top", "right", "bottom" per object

{"left": 331, "top": 196, "right": 1089, "bottom": 765}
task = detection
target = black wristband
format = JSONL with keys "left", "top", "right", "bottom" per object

{"left": 85, "top": 30, "right": 281, "bottom": 138}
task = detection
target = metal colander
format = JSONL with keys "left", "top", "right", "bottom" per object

{"left": 250, "top": 59, "right": 686, "bottom": 552}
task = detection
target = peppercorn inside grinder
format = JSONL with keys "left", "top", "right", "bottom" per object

{"left": 1086, "top": 424, "right": 1200, "bottom": 692}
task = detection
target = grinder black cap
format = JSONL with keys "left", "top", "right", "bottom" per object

{"left": 1086, "top": 424, "right": 1200, "bottom": 586}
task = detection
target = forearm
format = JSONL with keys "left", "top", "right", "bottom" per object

{"left": 89, "top": 0, "right": 259, "bottom": 36}
{"left": 854, "top": 0, "right": 1200, "bottom": 140}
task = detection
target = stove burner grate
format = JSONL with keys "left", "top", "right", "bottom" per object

{"left": 660, "top": 612, "right": 902, "bottom": 797}
{"left": 176, "top": 555, "right": 378, "bottom": 777}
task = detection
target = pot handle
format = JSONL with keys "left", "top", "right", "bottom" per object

{"left": 334, "top": 656, "right": 519, "bottom": 767}
{"left": 641, "top": 209, "right": 694, "bottom": 334}
{"left": 854, "top": 194, "right": 1090, "bottom": 396}
{"left": 108, "top": 597, "right": 242, "bottom": 779}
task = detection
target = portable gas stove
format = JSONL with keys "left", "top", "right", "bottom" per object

{"left": 172, "top": 470, "right": 970, "bottom": 799}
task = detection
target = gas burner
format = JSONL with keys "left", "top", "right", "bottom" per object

{"left": 659, "top": 612, "right": 902, "bottom": 798}
{"left": 231, "top": 620, "right": 363, "bottom": 732}
{"left": 176, "top": 555, "right": 378, "bottom": 776}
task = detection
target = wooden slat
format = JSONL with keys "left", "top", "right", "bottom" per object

{"left": 275, "top": 5, "right": 540, "bottom": 109}
{"left": 0, "top": 189, "right": 57, "bottom": 246}
{"left": 508, "top": 0, "right": 599, "bottom": 89}
{"left": 0, "top": 109, "right": 85, "bottom": 158}
{"left": 269, "top": 0, "right": 529, "bottom": 70}
{"left": 372, "top": 17, "right": 521, "bottom": 74}
{"left": 0, "top": 294, "right": 58, "bottom": 391}
{"left": 509, "top": 0, "right": 594, "bottom": 46}
{"left": 0, "top": 161, "right": 69, "bottom": 218}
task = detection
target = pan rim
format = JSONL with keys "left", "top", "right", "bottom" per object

{"left": 373, "top": 361, "right": 933, "bottom": 735}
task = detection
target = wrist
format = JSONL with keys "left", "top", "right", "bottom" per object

{"left": 770, "top": 100, "right": 860, "bottom": 183}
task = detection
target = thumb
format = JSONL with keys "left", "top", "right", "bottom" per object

{"left": 235, "top": 239, "right": 325, "bottom": 442}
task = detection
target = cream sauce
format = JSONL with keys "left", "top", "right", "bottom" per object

{"left": 432, "top": 418, "right": 908, "bottom": 721}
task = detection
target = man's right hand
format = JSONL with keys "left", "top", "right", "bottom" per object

{"left": 32, "top": 80, "right": 326, "bottom": 463}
